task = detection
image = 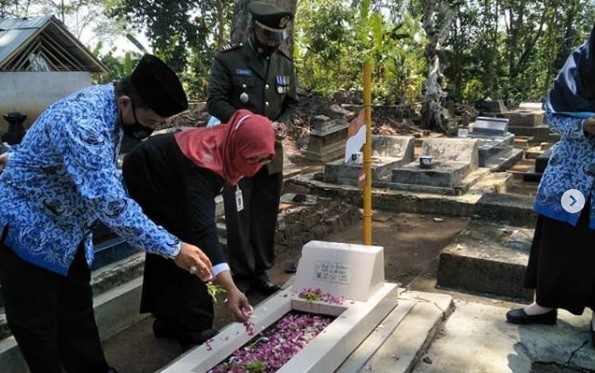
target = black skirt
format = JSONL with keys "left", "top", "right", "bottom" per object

{"left": 524, "top": 203, "right": 595, "bottom": 315}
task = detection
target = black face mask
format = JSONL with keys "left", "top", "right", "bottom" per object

{"left": 252, "top": 36, "right": 279, "bottom": 58}
{"left": 119, "top": 109, "right": 154, "bottom": 140}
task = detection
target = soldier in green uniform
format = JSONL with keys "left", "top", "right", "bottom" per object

{"left": 207, "top": 1, "right": 297, "bottom": 295}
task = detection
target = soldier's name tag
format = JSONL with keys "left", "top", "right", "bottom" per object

{"left": 235, "top": 187, "right": 244, "bottom": 212}
{"left": 236, "top": 69, "right": 252, "bottom": 76}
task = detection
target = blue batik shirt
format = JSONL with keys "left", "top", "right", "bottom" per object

{"left": 0, "top": 84, "right": 180, "bottom": 275}
{"left": 534, "top": 110, "right": 595, "bottom": 229}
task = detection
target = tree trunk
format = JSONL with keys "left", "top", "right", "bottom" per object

{"left": 420, "top": 0, "right": 454, "bottom": 133}
{"left": 215, "top": 0, "right": 226, "bottom": 48}
{"left": 230, "top": 0, "right": 251, "bottom": 43}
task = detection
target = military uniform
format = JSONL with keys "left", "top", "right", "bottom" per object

{"left": 206, "top": 1, "right": 297, "bottom": 293}
{"left": 207, "top": 42, "right": 297, "bottom": 173}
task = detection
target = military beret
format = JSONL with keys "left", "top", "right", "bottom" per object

{"left": 249, "top": 1, "right": 293, "bottom": 30}
{"left": 129, "top": 54, "right": 188, "bottom": 117}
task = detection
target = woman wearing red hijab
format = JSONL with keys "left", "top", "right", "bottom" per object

{"left": 122, "top": 109, "right": 275, "bottom": 347}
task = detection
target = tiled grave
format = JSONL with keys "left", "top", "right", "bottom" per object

{"left": 386, "top": 138, "right": 488, "bottom": 195}
{"left": 323, "top": 135, "right": 415, "bottom": 186}
{"left": 160, "top": 241, "right": 399, "bottom": 373}
{"left": 468, "top": 117, "right": 524, "bottom": 170}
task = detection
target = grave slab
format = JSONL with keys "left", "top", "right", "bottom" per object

{"left": 304, "top": 115, "right": 350, "bottom": 162}
{"left": 324, "top": 135, "right": 415, "bottom": 186}
{"left": 392, "top": 138, "right": 479, "bottom": 188}
{"left": 534, "top": 147, "right": 552, "bottom": 174}
{"left": 503, "top": 102, "right": 545, "bottom": 127}
{"left": 476, "top": 99, "right": 508, "bottom": 115}
{"left": 523, "top": 147, "right": 552, "bottom": 182}
{"left": 466, "top": 117, "right": 523, "bottom": 170}
{"left": 413, "top": 299, "right": 594, "bottom": 373}
{"left": 437, "top": 218, "right": 534, "bottom": 300}
{"left": 508, "top": 125, "right": 551, "bottom": 142}
{"left": 337, "top": 291, "right": 454, "bottom": 373}
{"left": 470, "top": 116, "right": 509, "bottom": 136}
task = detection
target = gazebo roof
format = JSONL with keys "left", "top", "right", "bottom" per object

{"left": 0, "top": 14, "right": 108, "bottom": 73}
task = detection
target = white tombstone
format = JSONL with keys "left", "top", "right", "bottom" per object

{"left": 292, "top": 240, "right": 385, "bottom": 301}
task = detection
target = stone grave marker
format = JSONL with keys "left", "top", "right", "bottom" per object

{"left": 503, "top": 102, "right": 545, "bottom": 127}
{"left": 303, "top": 115, "right": 349, "bottom": 162}
{"left": 292, "top": 240, "right": 385, "bottom": 301}
{"left": 323, "top": 135, "right": 415, "bottom": 186}
{"left": 391, "top": 137, "right": 479, "bottom": 188}
{"left": 468, "top": 117, "right": 523, "bottom": 170}
{"left": 471, "top": 116, "right": 509, "bottom": 136}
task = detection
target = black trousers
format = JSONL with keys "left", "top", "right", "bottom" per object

{"left": 525, "top": 203, "right": 595, "bottom": 315}
{"left": 0, "top": 242, "right": 109, "bottom": 373}
{"left": 140, "top": 252, "right": 214, "bottom": 341}
{"left": 223, "top": 167, "right": 283, "bottom": 280}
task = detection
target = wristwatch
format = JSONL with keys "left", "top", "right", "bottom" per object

{"left": 169, "top": 242, "right": 181, "bottom": 260}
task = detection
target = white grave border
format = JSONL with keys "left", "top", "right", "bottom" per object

{"left": 160, "top": 241, "right": 399, "bottom": 373}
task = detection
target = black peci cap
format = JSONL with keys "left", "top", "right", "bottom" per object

{"left": 129, "top": 54, "right": 188, "bottom": 117}
{"left": 249, "top": 1, "right": 293, "bottom": 42}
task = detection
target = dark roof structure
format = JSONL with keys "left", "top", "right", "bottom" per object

{"left": 0, "top": 14, "right": 108, "bottom": 73}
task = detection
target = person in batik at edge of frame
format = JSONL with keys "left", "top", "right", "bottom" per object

{"left": 0, "top": 54, "right": 215, "bottom": 373}
{"left": 506, "top": 24, "right": 595, "bottom": 347}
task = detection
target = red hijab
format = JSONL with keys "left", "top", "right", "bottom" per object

{"left": 175, "top": 109, "right": 276, "bottom": 186}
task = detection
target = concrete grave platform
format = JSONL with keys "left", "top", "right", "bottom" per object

{"left": 324, "top": 135, "right": 415, "bottom": 186}
{"left": 160, "top": 241, "right": 400, "bottom": 373}
{"left": 380, "top": 167, "right": 492, "bottom": 196}
{"left": 437, "top": 217, "right": 534, "bottom": 300}
{"left": 303, "top": 115, "right": 349, "bottom": 162}
{"left": 508, "top": 125, "right": 552, "bottom": 142}
{"left": 467, "top": 117, "right": 524, "bottom": 171}
{"left": 473, "top": 192, "right": 537, "bottom": 227}
{"left": 388, "top": 138, "right": 481, "bottom": 194}
{"left": 503, "top": 102, "right": 545, "bottom": 128}
{"left": 480, "top": 144, "right": 524, "bottom": 171}
{"left": 432, "top": 190, "right": 538, "bottom": 301}
{"left": 523, "top": 147, "right": 552, "bottom": 182}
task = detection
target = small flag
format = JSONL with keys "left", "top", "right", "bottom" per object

{"left": 345, "top": 110, "right": 366, "bottom": 163}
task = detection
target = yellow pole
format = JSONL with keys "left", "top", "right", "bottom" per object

{"left": 363, "top": 61, "right": 372, "bottom": 245}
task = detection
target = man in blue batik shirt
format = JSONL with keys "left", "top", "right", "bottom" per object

{"left": 0, "top": 54, "right": 214, "bottom": 373}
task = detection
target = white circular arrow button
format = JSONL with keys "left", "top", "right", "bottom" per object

{"left": 561, "top": 189, "right": 585, "bottom": 214}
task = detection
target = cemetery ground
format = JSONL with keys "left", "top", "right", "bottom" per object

{"left": 103, "top": 210, "right": 471, "bottom": 372}
{"left": 101, "top": 141, "right": 594, "bottom": 372}
{"left": 3, "top": 98, "right": 594, "bottom": 371}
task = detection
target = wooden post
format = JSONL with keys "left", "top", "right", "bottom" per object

{"left": 363, "top": 61, "right": 372, "bottom": 245}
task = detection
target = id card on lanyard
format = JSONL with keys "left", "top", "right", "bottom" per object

{"left": 235, "top": 186, "right": 244, "bottom": 212}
